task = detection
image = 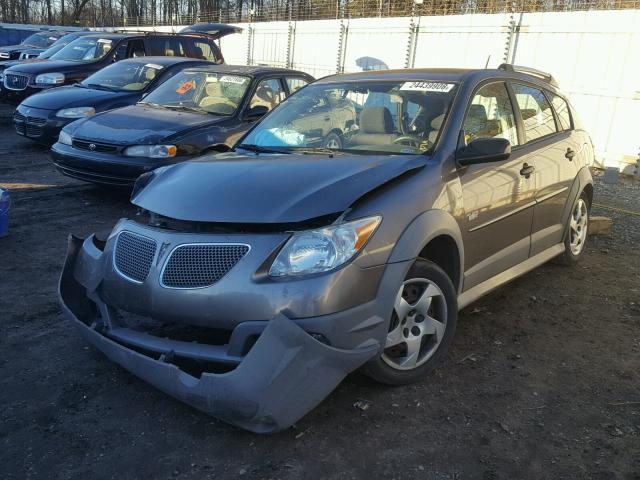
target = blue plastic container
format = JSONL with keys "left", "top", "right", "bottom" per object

{"left": 0, "top": 188, "right": 10, "bottom": 238}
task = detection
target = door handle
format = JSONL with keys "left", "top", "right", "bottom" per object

{"left": 324, "top": 117, "right": 331, "bottom": 121}
{"left": 565, "top": 148, "right": 575, "bottom": 161}
{"left": 520, "top": 163, "right": 535, "bottom": 179}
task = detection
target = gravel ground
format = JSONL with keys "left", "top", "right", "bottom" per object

{"left": 0, "top": 103, "right": 638, "bottom": 480}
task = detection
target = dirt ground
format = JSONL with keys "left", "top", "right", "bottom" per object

{"left": 0, "top": 103, "right": 638, "bottom": 480}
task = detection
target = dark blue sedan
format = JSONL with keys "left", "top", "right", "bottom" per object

{"left": 13, "top": 56, "right": 211, "bottom": 144}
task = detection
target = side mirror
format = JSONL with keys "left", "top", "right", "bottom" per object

{"left": 243, "top": 105, "right": 269, "bottom": 122}
{"left": 457, "top": 137, "right": 511, "bottom": 166}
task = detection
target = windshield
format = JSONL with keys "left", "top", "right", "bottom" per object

{"left": 82, "top": 61, "right": 164, "bottom": 92}
{"left": 240, "top": 80, "right": 458, "bottom": 155}
{"left": 21, "top": 32, "right": 59, "bottom": 48}
{"left": 50, "top": 37, "right": 114, "bottom": 62}
{"left": 142, "top": 71, "right": 251, "bottom": 115}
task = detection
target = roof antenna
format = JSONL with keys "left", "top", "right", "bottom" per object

{"left": 485, "top": 55, "right": 491, "bottom": 68}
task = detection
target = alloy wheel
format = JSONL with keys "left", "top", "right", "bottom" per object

{"left": 569, "top": 198, "right": 588, "bottom": 255}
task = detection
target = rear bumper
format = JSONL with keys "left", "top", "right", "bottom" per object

{"left": 59, "top": 233, "right": 399, "bottom": 432}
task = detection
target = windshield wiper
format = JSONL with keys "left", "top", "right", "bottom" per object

{"left": 164, "top": 104, "right": 208, "bottom": 115}
{"left": 85, "top": 83, "right": 119, "bottom": 92}
{"left": 289, "top": 147, "right": 345, "bottom": 157}
{"left": 138, "top": 101, "right": 169, "bottom": 109}
{"left": 236, "top": 144, "right": 292, "bottom": 154}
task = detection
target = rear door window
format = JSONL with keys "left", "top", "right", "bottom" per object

{"left": 183, "top": 38, "right": 220, "bottom": 61}
{"left": 145, "top": 37, "right": 186, "bottom": 57}
{"left": 548, "top": 93, "right": 572, "bottom": 131}
{"left": 512, "top": 84, "right": 558, "bottom": 142}
{"left": 285, "top": 77, "right": 309, "bottom": 94}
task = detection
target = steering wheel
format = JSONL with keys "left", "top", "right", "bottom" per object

{"left": 393, "top": 135, "right": 423, "bottom": 148}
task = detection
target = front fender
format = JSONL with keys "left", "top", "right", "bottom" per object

{"left": 387, "top": 209, "right": 464, "bottom": 294}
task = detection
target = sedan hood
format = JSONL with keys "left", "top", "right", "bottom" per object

{"left": 69, "top": 105, "right": 221, "bottom": 144}
{"left": 22, "top": 85, "right": 124, "bottom": 110}
{"left": 132, "top": 152, "right": 428, "bottom": 223}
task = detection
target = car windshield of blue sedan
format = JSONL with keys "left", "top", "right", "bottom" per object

{"left": 21, "top": 32, "right": 59, "bottom": 48}
{"left": 240, "top": 80, "right": 458, "bottom": 155}
{"left": 81, "top": 61, "right": 164, "bottom": 92}
{"left": 141, "top": 71, "right": 251, "bottom": 115}
{"left": 50, "top": 37, "right": 114, "bottom": 62}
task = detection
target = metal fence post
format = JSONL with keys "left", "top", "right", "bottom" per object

{"left": 286, "top": 21, "right": 296, "bottom": 68}
{"left": 336, "top": 20, "right": 349, "bottom": 74}
{"left": 404, "top": 18, "right": 420, "bottom": 68}
{"left": 246, "top": 25, "right": 254, "bottom": 66}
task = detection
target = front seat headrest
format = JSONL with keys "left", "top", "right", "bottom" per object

{"left": 359, "top": 107, "right": 394, "bottom": 134}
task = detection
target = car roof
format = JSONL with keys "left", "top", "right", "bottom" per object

{"left": 179, "top": 64, "right": 312, "bottom": 77}
{"left": 117, "top": 56, "right": 213, "bottom": 67}
{"left": 315, "top": 67, "right": 561, "bottom": 92}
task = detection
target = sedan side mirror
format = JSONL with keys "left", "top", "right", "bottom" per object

{"left": 243, "top": 105, "right": 269, "bottom": 122}
{"left": 456, "top": 137, "right": 511, "bottom": 166}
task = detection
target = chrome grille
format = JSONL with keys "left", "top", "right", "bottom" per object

{"left": 73, "top": 139, "right": 119, "bottom": 153}
{"left": 14, "top": 113, "right": 46, "bottom": 137}
{"left": 161, "top": 244, "right": 249, "bottom": 289}
{"left": 4, "top": 73, "right": 29, "bottom": 91}
{"left": 113, "top": 231, "right": 157, "bottom": 283}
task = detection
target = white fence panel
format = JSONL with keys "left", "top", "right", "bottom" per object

{"left": 413, "top": 13, "right": 510, "bottom": 69}
{"left": 248, "top": 21, "right": 290, "bottom": 67}
{"left": 291, "top": 19, "right": 343, "bottom": 78}
{"left": 342, "top": 17, "right": 412, "bottom": 72}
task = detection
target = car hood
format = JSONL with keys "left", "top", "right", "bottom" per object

{"left": 7, "top": 59, "right": 84, "bottom": 74}
{"left": 0, "top": 44, "right": 23, "bottom": 53}
{"left": 68, "top": 105, "right": 222, "bottom": 144}
{"left": 132, "top": 152, "right": 428, "bottom": 223}
{"left": 22, "top": 85, "right": 126, "bottom": 110}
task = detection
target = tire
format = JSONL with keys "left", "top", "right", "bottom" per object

{"left": 323, "top": 132, "right": 342, "bottom": 150}
{"left": 362, "top": 259, "right": 458, "bottom": 385}
{"left": 559, "top": 191, "right": 590, "bottom": 266}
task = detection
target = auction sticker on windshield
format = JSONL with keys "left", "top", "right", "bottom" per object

{"left": 220, "top": 75, "right": 247, "bottom": 84}
{"left": 400, "top": 81, "right": 455, "bottom": 92}
{"left": 176, "top": 80, "right": 196, "bottom": 94}
{"left": 145, "top": 63, "right": 163, "bottom": 70}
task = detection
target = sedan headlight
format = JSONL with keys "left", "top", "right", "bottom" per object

{"left": 0, "top": 52, "right": 9, "bottom": 59}
{"left": 56, "top": 107, "right": 95, "bottom": 118}
{"left": 269, "top": 216, "right": 382, "bottom": 277}
{"left": 58, "top": 130, "right": 72, "bottom": 145}
{"left": 123, "top": 145, "right": 177, "bottom": 159}
{"left": 35, "top": 72, "right": 65, "bottom": 85}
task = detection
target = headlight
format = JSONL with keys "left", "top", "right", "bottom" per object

{"left": 56, "top": 107, "right": 95, "bottom": 118}
{"left": 0, "top": 53, "right": 9, "bottom": 59}
{"left": 58, "top": 130, "right": 72, "bottom": 145}
{"left": 35, "top": 72, "right": 65, "bottom": 85}
{"left": 269, "top": 216, "right": 382, "bottom": 277}
{"left": 123, "top": 145, "right": 177, "bottom": 159}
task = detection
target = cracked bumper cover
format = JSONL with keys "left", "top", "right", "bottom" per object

{"left": 59, "top": 234, "right": 381, "bottom": 433}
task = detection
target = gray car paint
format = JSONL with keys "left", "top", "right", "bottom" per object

{"left": 60, "top": 67, "right": 594, "bottom": 432}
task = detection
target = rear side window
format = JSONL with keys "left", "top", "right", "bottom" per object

{"left": 512, "top": 84, "right": 557, "bottom": 142}
{"left": 549, "top": 93, "right": 572, "bottom": 131}
{"left": 145, "top": 37, "right": 186, "bottom": 57}
{"left": 286, "top": 77, "right": 309, "bottom": 93}
{"left": 463, "top": 82, "right": 518, "bottom": 146}
{"left": 184, "top": 38, "right": 220, "bottom": 61}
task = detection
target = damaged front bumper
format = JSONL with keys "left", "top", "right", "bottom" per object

{"left": 59, "top": 234, "right": 383, "bottom": 433}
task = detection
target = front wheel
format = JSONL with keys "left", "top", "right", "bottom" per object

{"left": 362, "top": 259, "right": 458, "bottom": 385}
{"left": 323, "top": 132, "right": 342, "bottom": 149}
